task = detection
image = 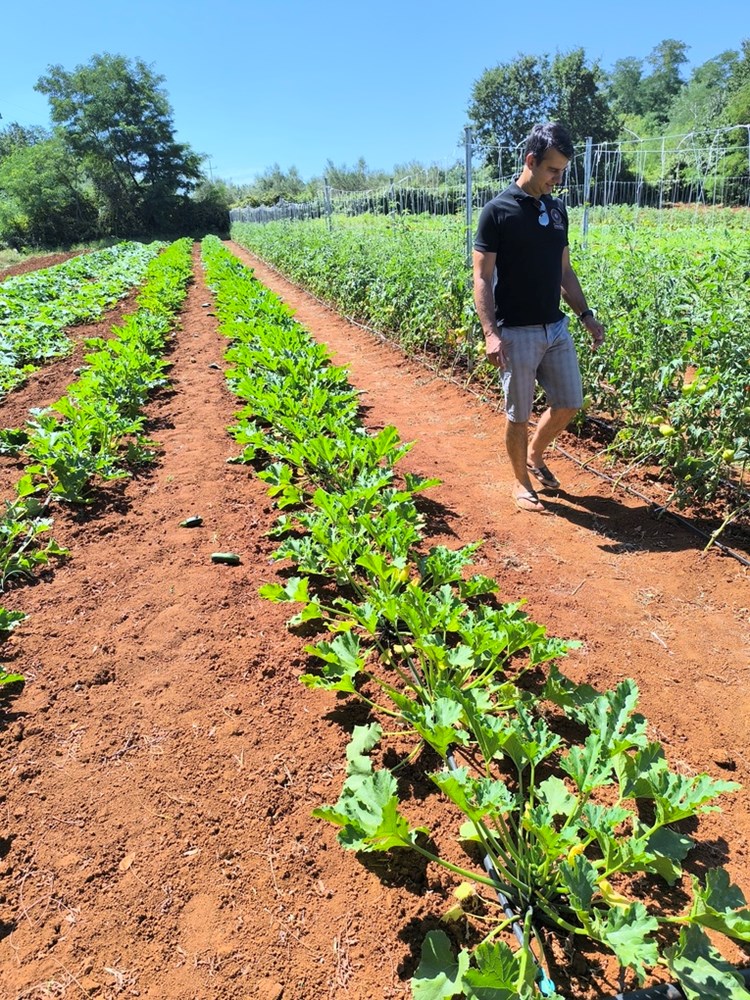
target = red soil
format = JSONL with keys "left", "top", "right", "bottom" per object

{"left": 0, "top": 243, "right": 748, "bottom": 1000}
{"left": 0, "top": 252, "right": 83, "bottom": 282}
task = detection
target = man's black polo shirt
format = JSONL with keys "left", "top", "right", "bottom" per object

{"left": 474, "top": 181, "right": 569, "bottom": 327}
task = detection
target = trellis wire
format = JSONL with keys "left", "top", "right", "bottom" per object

{"left": 230, "top": 125, "right": 750, "bottom": 230}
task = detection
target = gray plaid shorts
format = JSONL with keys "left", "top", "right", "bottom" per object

{"left": 499, "top": 316, "right": 583, "bottom": 423}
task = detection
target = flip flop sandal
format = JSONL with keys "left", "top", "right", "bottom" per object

{"left": 514, "top": 489, "right": 548, "bottom": 513}
{"left": 527, "top": 461, "right": 560, "bottom": 489}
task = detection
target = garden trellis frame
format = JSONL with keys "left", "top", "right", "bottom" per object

{"left": 229, "top": 124, "right": 750, "bottom": 240}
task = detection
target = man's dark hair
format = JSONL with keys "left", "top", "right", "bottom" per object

{"left": 524, "top": 122, "right": 574, "bottom": 163}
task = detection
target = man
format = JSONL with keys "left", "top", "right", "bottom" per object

{"left": 473, "top": 122, "right": 604, "bottom": 513}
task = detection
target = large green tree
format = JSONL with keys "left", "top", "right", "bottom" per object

{"left": 467, "top": 50, "right": 618, "bottom": 162}
{"left": 667, "top": 51, "right": 739, "bottom": 134}
{"left": 724, "top": 38, "right": 750, "bottom": 124}
{"left": 548, "top": 49, "right": 619, "bottom": 145}
{"left": 467, "top": 54, "right": 551, "bottom": 152}
{"left": 35, "top": 52, "right": 202, "bottom": 234}
{"left": 0, "top": 134, "right": 97, "bottom": 246}
{"left": 606, "top": 40, "right": 690, "bottom": 132}
{"left": 640, "top": 39, "right": 690, "bottom": 126}
{"left": 605, "top": 57, "right": 646, "bottom": 118}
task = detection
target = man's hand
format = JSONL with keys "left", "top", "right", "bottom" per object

{"left": 485, "top": 329, "right": 505, "bottom": 368}
{"left": 581, "top": 313, "right": 605, "bottom": 350}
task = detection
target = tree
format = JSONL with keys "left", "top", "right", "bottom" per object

{"left": 180, "top": 178, "right": 231, "bottom": 236}
{"left": 605, "top": 57, "right": 646, "bottom": 118}
{"left": 323, "top": 156, "right": 389, "bottom": 191}
{"left": 0, "top": 135, "right": 97, "bottom": 247}
{"left": 604, "top": 41, "right": 691, "bottom": 133}
{"left": 548, "top": 49, "right": 619, "bottom": 145}
{"left": 467, "top": 50, "right": 617, "bottom": 165}
{"left": 724, "top": 38, "right": 750, "bottom": 125}
{"left": 718, "top": 39, "right": 750, "bottom": 184}
{"left": 467, "top": 54, "right": 551, "bottom": 153}
{"left": 639, "top": 39, "right": 689, "bottom": 127}
{"left": 252, "top": 163, "right": 307, "bottom": 204}
{"left": 667, "top": 51, "right": 739, "bottom": 134}
{"left": 0, "top": 122, "right": 50, "bottom": 163}
{"left": 35, "top": 53, "right": 203, "bottom": 234}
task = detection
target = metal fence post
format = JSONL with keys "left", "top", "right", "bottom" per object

{"left": 324, "top": 181, "right": 332, "bottom": 232}
{"left": 464, "top": 126, "right": 473, "bottom": 267}
{"left": 582, "top": 136, "right": 593, "bottom": 246}
{"left": 659, "top": 137, "right": 666, "bottom": 211}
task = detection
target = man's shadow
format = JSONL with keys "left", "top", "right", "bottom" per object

{"left": 539, "top": 487, "right": 736, "bottom": 556}
{"left": 415, "top": 486, "right": 743, "bottom": 559}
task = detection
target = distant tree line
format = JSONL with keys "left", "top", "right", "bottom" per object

{"left": 0, "top": 53, "right": 231, "bottom": 248}
{"left": 2, "top": 39, "right": 749, "bottom": 247}
{"left": 230, "top": 38, "right": 750, "bottom": 208}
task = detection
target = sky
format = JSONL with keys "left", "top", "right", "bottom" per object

{"left": 1, "top": 0, "right": 746, "bottom": 186}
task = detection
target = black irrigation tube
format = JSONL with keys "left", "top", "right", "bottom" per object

{"left": 613, "top": 968, "right": 750, "bottom": 999}
{"left": 549, "top": 439, "right": 750, "bottom": 570}
{"left": 401, "top": 629, "right": 552, "bottom": 995}
{"left": 229, "top": 247, "right": 750, "bottom": 569}
{"left": 445, "top": 749, "right": 557, "bottom": 998}
{"left": 448, "top": 737, "right": 750, "bottom": 1000}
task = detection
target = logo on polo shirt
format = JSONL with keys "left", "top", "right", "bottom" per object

{"left": 550, "top": 207, "right": 565, "bottom": 230}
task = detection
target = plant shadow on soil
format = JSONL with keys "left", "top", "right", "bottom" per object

{"left": 383, "top": 743, "right": 445, "bottom": 804}
{"left": 413, "top": 494, "right": 462, "bottom": 539}
{"left": 61, "top": 463, "right": 161, "bottom": 525}
{"left": 356, "top": 845, "right": 431, "bottom": 895}
{"left": 0, "top": 684, "right": 24, "bottom": 737}
{"left": 323, "top": 697, "right": 376, "bottom": 734}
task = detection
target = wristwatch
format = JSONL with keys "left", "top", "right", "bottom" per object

{"left": 578, "top": 308, "right": 594, "bottom": 321}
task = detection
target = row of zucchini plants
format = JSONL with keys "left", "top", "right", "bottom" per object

{"left": 0, "top": 238, "right": 194, "bottom": 684}
{"left": 0, "top": 241, "right": 165, "bottom": 398}
{"left": 201, "top": 234, "right": 750, "bottom": 1000}
{"left": 231, "top": 215, "right": 750, "bottom": 518}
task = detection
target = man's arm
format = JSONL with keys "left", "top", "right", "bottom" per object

{"left": 561, "top": 247, "right": 604, "bottom": 349}
{"left": 472, "top": 248, "right": 504, "bottom": 367}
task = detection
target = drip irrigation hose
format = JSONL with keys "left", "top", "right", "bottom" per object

{"left": 446, "top": 750, "right": 556, "bottom": 997}
{"left": 548, "top": 439, "right": 750, "bottom": 570}
{"left": 237, "top": 251, "right": 749, "bottom": 568}
{"left": 613, "top": 968, "right": 750, "bottom": 999}
{"left": 399, "top": 641, "right": 555, "bottom": 995}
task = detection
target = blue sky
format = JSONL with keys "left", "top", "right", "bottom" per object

{"left": 1, "top": 0, "right": 746, "bottom": 185}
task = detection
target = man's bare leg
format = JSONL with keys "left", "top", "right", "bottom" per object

{"left": 505, "top": 418, "right": 545, "bottom": 510}
{"left": 528, "top": 406, "right": 577, "bottom": 471}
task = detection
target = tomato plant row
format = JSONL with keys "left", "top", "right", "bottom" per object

{"left": 202, "top": 235, "right": 750, "bottom": 1000}
{"left": 231, "top": 214, "right": 750, "bottom": 516}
